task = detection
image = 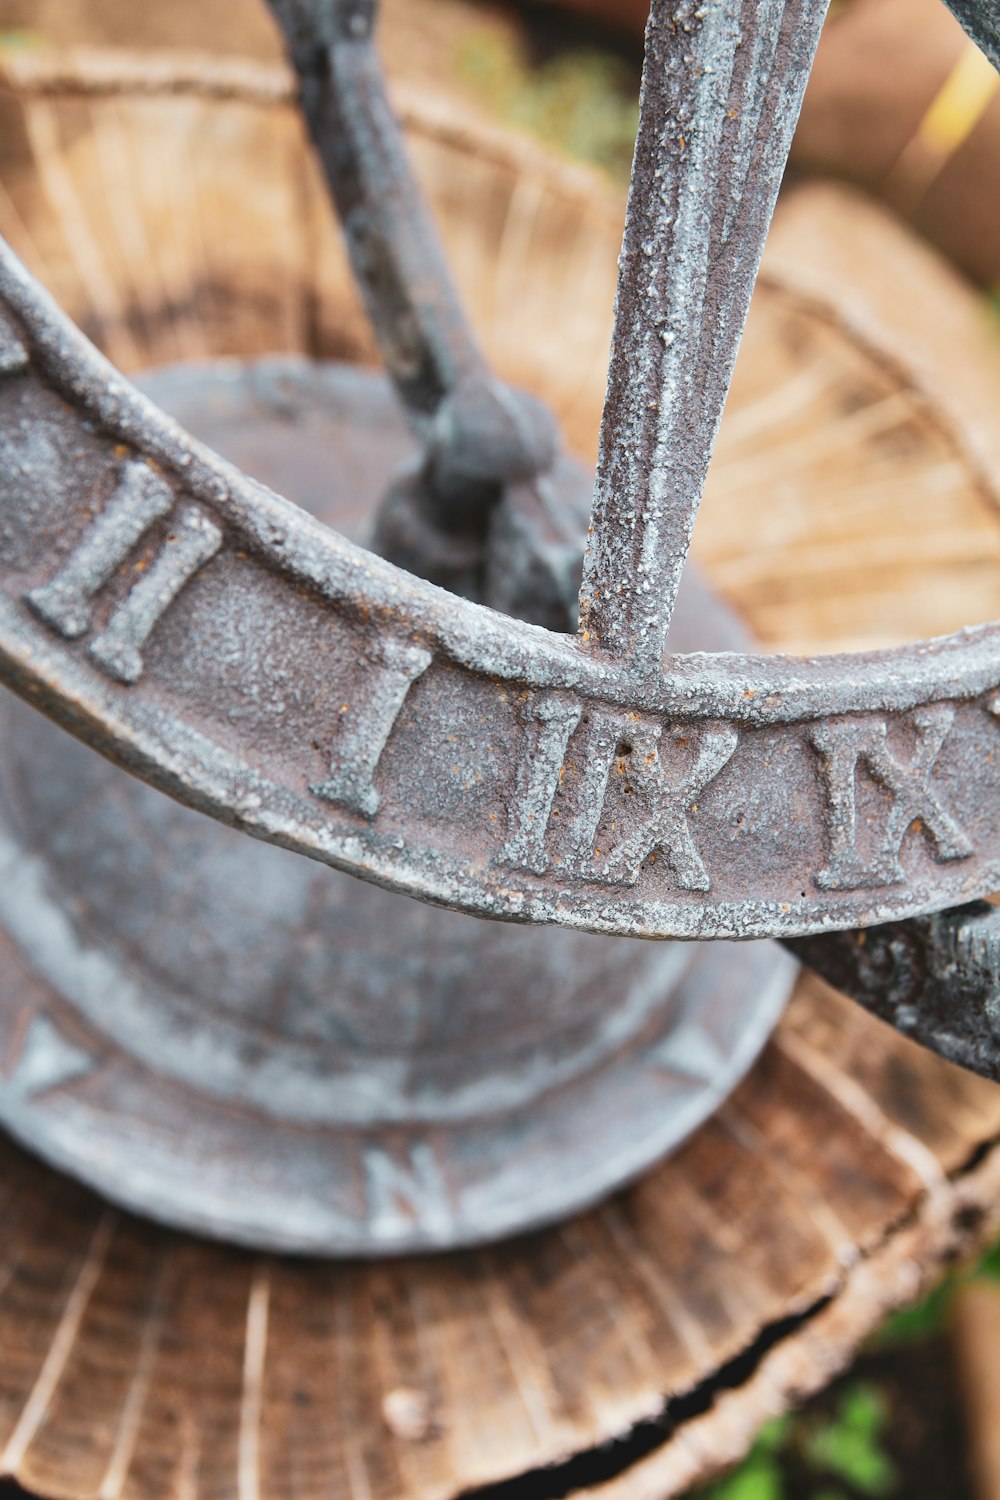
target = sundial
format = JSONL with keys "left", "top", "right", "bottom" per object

{"left": 0, "top": 0, "right": 997, "bottom": 1255}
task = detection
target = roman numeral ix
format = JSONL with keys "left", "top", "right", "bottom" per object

{"left": 811, "top": 704, "right": 972, "bottom": 890}
{"left": 504, "top": 694, "right": 738, "bottom": 890}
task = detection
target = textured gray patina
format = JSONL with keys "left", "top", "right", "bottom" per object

{"left": 0, "top": 0, "right": 997, "bottom": 1252}
{"left": 0, "top": 356, "right": 794, "bottom": 1251}
{"left": 0, "top": 3, "right": 998, "bottom": 925}
{"left": 0, "top": 0, "right": 998, "bottom": 940}
{"left": 4, "top": 220, "right": 1000, "bottom": 942}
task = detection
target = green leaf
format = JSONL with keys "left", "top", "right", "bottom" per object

{"left": 707, "top": 1456, "right": 783, "bottom": 1500}
{"left": 802, "top": 1383, "right": 895, "bottom": 1497}
{"left": 839, "top": 1383, "right": 887, "bottom": 1438}
{"left": 976, "top": 1236, "right": 1000, "bottom": 1281}
{"left": 754, "top": 1416, "right": 792, "bottom": 1455}
{"left": 875, "top": 1281, "right": 952, "bottom": 1344}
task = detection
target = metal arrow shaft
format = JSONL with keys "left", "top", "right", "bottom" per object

{"left": 580, "top": 0, "right": 829, "bottom": 673}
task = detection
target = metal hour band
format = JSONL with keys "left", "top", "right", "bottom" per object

{"left": 0, "top": 0, "right": 997, "bottom": 954}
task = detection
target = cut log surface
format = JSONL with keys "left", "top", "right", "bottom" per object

{"left": 1, "top": 45, "right": 1000, "bottom": 1500}
{"left": 0, "top": 989, "right": 998, "bottom": 1500}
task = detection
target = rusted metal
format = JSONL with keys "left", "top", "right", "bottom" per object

{"left": 582, "top": 0, "right": 828, "bottom": 672}
{"left": 6, "top": 222, "right": 1000, "bottom": 942}
{"left": 0, "top": 0, "right": 997, "bottom": 1248}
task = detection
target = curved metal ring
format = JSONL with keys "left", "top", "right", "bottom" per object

{"left": 1, "top": 247, "right": 999, "bottom": 941}
{"left": 0, "top": 0, "right": 997, "bottom": 943}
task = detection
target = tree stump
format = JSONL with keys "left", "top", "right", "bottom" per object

{"left": 1, "top": 46, "right": 1000, "bottom": 1499}
{"left": 790, "top": 0, "right": 1000, "bottom": 290}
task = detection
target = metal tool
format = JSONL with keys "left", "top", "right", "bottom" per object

{"left": 0, "top": 0, "right": 995, "bottom": 1251}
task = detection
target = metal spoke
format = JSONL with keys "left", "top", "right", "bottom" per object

{"left": 580, "top": 0, "right": 829, "bottom": 673}
{"left": 266, "top": 0, "right": 560, "bottom": 593}
{"left": 266, "top": 0, "right": 482, "bottom": 428}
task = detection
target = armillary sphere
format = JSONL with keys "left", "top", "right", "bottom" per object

{"left": 0, "top": 0, "right": 997, "bottom": 1255}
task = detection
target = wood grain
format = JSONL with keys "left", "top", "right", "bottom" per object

{"left": 0, "top": 45, "right": 1000, "bottom": 1499}
{"left": 0, "top": 983, "right": 996, "bottom": 1500}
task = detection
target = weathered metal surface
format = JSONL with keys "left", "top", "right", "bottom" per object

{"left": 582, "top": 0, "right": 829, "bottom": 671}
{"left": 0, "top": 0, "right": 996, "bottom": 1260}
{"left": 0, "top": 0, "right": 996, "bottom": 946}
{"left": 3, "top": 253, "right": 1000, "bottom": 943}
{"left": 266, "top": 0, "right": 563, "bottom": 603}
{"left": 789, "top": 905, "right": 1000, "bottom": 1084}
{"left": 0, "top": 355, "right": 793, "bottom": 1252}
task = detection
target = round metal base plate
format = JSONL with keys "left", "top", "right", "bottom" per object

{"left": 0, "top": 359, "right": 795, "bottom": 1254}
